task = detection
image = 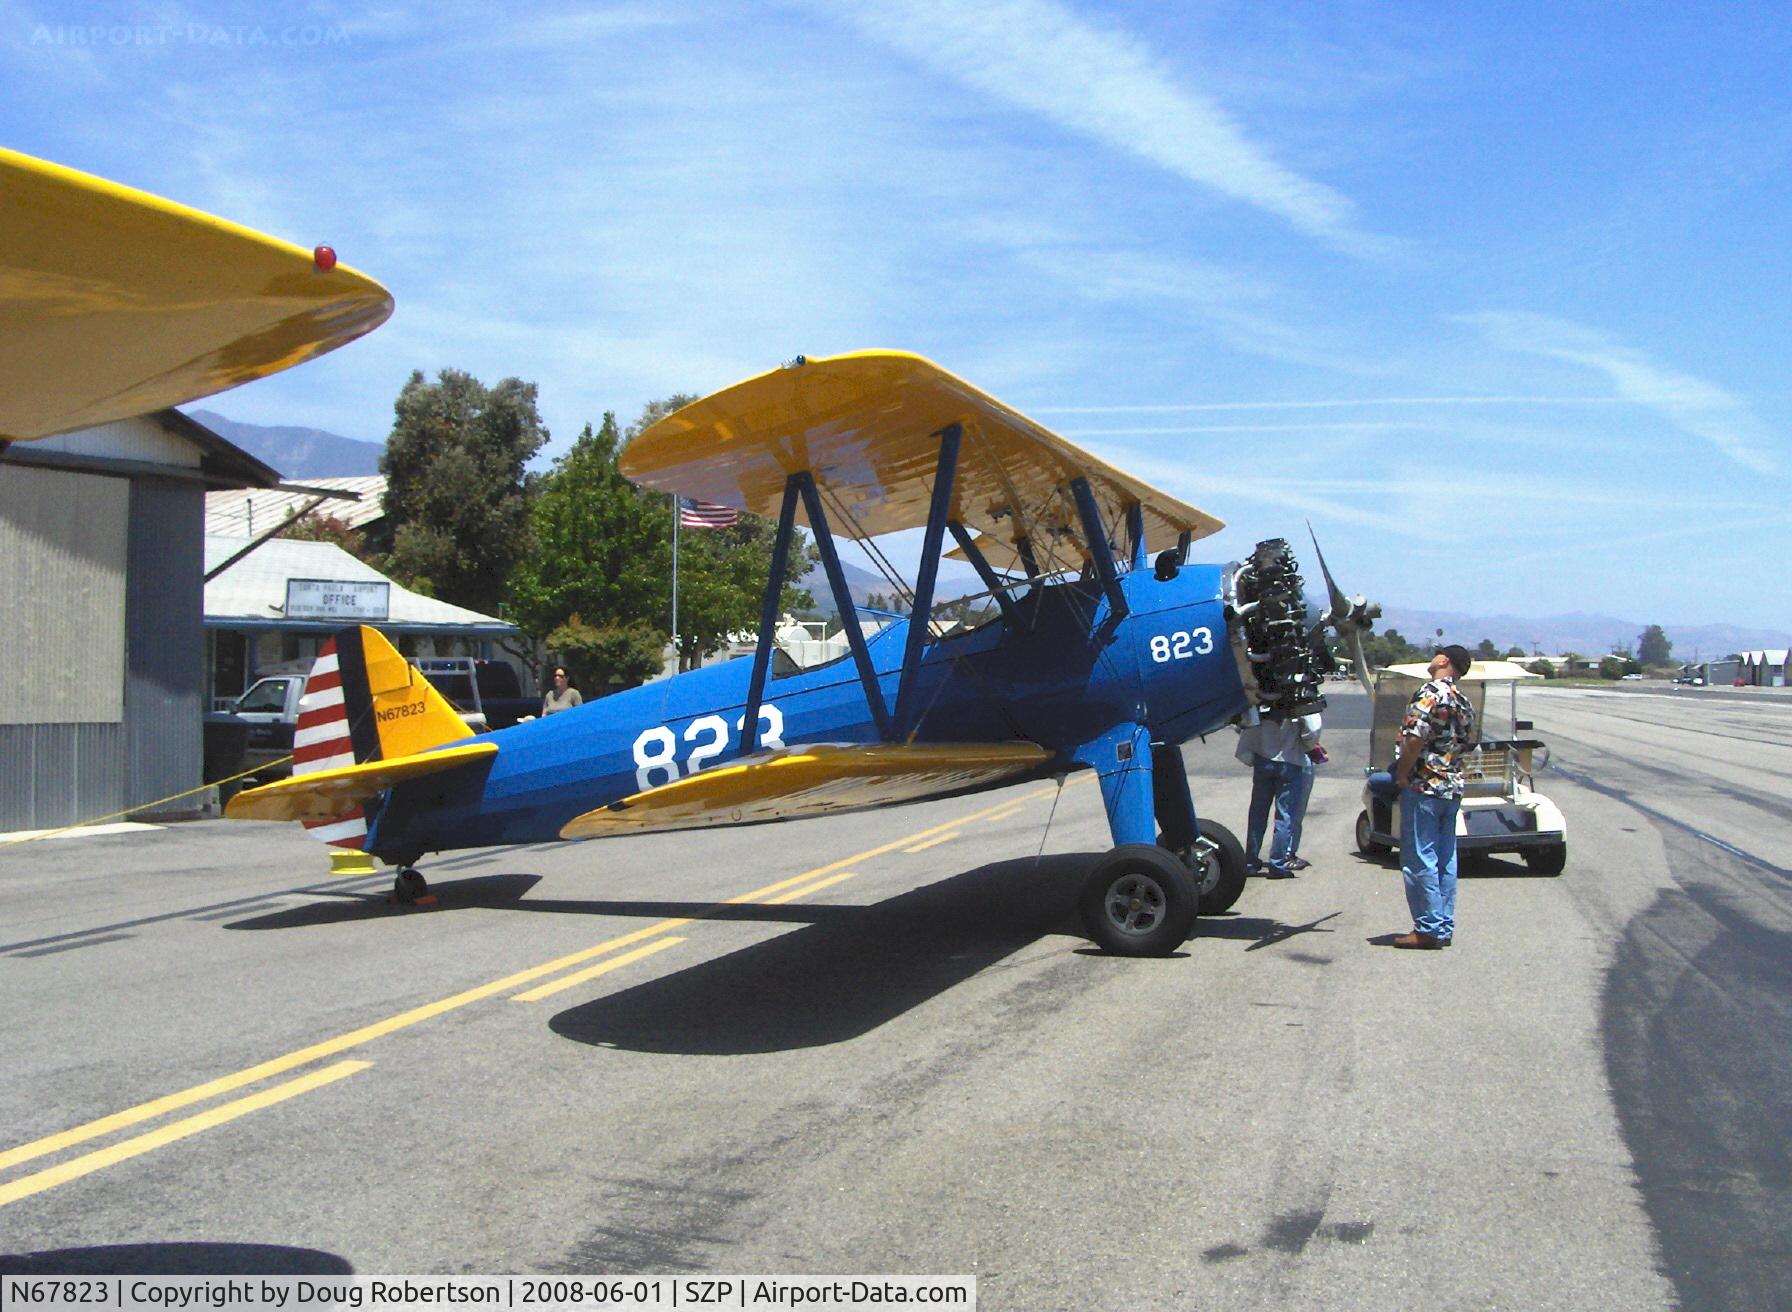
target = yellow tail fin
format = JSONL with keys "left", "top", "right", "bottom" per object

{"left": 335, "top": 624, "right": 474, "bottom": 762}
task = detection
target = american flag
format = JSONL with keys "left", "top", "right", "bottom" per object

{"left": 679, "top": 496, "right": 739, "bottom": 529}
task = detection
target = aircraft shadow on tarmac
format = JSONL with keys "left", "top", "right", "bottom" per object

{"left": 545, "top": 857, "right": 1321, "bottom": 1056}
{"left": 0, "top": 1243, "right": 353, "bottom": 1274}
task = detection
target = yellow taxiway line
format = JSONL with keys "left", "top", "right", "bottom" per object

{"left": 0, "top": 782, "right": 1061, "bottom": 1202}
{"left": 512, "top": 936, "right": 688, "bottom": 1003}
{"left": 0, "top": 1061, "right": 370, "bottom": 1208}
{"left": 903, "top": 831, "right": 960, "bottom": 854}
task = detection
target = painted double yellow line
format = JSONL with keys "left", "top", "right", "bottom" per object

{"left": 0, "top": 784, "right": 1059, "bottom": 1208}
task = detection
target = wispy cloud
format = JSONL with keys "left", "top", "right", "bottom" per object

{"left": 813, "top": 0, "right": 1379, "bottom": 254}
{"left": 1036, "top": 395, "right": 1629, "bottom": 414}
{"left": 1467, "top": 311, "right": 1782, "bottom": 474}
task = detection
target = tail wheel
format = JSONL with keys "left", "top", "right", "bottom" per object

{"left": 393, "top": 867, "right": 429, "bottom": 904}
{"left": 1081, "top": 843, "right": 1199, "bottom": 957}
{"left": 1161, "top": 819, "right": 1248, "bottom": 915}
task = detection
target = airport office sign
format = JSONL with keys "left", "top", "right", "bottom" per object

{"left": 286, "top": 578, "right": 391, "bottom": 621}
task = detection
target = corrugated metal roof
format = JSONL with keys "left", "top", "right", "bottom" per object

{"left": 204, "top": 535, "right": 513, "bottom": 632}
{"left": 205, "top": 476, "right": 385, "bottom": 536}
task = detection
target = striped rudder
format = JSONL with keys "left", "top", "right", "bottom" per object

{"left": 294, "top": 638, "right": 366, "bottom": 849}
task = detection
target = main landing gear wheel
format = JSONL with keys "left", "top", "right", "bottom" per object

{"left": 1355, "top": 810, "right": 1390, "bottom": 856}
{"left": 1081, "top": 843, "right": 1199, "bottom": 957}
{"left": 392, "top": 867, "right": 430, "bottom": 904}
{"left": 1160, "top": 819, "right": 1248, "bottom": 915}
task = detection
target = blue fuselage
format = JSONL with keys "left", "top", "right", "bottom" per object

{"left": 366, "top": 562, "right": 1247, "bottom": 860}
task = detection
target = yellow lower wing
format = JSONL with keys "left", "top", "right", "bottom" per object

{"left": 0, "top": 147, "right": 391, "bottom": 442}
{"left": 561, "top": 742, "right": 1051, "bottom": 839}
{"left": 226, "top": 741, "right": 498, "bottom": 823}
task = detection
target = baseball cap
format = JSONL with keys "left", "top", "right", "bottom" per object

{"left": 1437, "top": 644, "right": 1474, "bottom": 678}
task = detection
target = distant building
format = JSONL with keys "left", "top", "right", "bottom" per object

{"left": 204, "top": 536, "right": 519, "bottom": 708}
{"left": 1, "top": 411, "right": 279, "bottom": 832}
{"left": 205, "top": 475, "right": 387, "bottom": 540}
{"left": 1737, "top": 649, "right": 1789, "bottom": 688}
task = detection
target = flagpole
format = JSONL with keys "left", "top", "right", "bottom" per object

{"left": 670, "top": 495, "right": 680, "bottom": 672}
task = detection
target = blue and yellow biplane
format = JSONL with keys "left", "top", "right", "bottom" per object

{"left": 2, "top": 148, "right": 1377, "bottom": 957}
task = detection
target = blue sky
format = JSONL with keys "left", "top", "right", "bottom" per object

{"left": 6, "top": 1, "right": 1789, "bottom": 625}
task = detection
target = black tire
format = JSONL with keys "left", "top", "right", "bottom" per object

{"left": 1523, "top": 843, "right": 1567, "bottom": 876}
{"left": 1355, "top": 810, "right": 1390, "bottom": 856}
{"left": 1161, "top": 819, "right": 1248, "bottom": 915}
{"left": 393, "top": 867, "right": 429, "bottom": 904}
{"left": 1081, "top": 843, "right": 1199, "bottom": 957}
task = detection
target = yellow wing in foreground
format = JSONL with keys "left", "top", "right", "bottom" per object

{"left": 619, "top": 351, "right": 1222, "bottom": 574}
{"left": 225, "top": 741, "right": 498, "bottom": 824}
{"left": 560, "top": 741, "right": 1052, "bottom": 839}
{"left": 0, "top": 146, "right": 393, "bottom": 443}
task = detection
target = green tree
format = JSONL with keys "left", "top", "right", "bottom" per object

{"left": 508, "top": 415, "right": 669, "bottom": 644}
{"left": 1475, "top": 637, "right": 1499, "bottom": 661}
{"left": 1361, "top": 627, "right": 1425, "bottom": 669}
{"left": 378, "top": 368, "right": 547, "bottom": 614}
{"left": 1532, "top": 658, "right": 1556, "bottom": 679}
{"left": 1504, "top": 645, "right": 1527, "bottom": 659}
{"left": 619, "top": 396, "right": 815, "bottom": 671}
{"left": 547, "top": 614, "right": 668, "bottom": 693}
{"left": 1638, "top": 624, "right": 1673, "bottom": 667}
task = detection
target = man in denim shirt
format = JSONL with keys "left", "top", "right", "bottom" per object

{"left": 1391, "top": 645, "right": 1478, "bottom": 949}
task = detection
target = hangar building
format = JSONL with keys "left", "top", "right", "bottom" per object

{"left": 0, "top": 412, "right": 279, "bottom": 833}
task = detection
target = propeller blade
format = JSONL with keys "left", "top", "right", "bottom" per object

{"left": 1306, "top": 520, "right": 1350, "bottom": 622}
{"left": 1304, "top": 520, "right": 1380, "bottom": 694}
{"left": 1347, "top": 626, "right": 1375, "bottom": 697}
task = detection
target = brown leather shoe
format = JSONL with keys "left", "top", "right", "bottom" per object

{"left": 1392, "top": 931, "right": 1443, "bottom": 950}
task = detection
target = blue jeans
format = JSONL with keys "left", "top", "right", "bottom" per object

{"left": 1401, "top": 789, "right": 1461, "bottom": 940}
{"left": 1247, "top": 758, "right": 1312, "bottom": 872}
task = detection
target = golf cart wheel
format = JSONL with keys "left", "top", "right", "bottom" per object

{"left": 1523, "top": 844, "right": 1567, "bottom": 876}
{"left": 1081, "top": 844, "right": 1198, "bottom": 957}
{"left": 1161, "top": 819, "right": 1248, "bottom": 915}
{"left": 1355, "top": 810, "right": 1390, "bottom": 856}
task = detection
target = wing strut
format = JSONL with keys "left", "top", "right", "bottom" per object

{"left": 794, "top": 470, "right": 893, "bottom": 739}
{"left": 740, "top": 477, "right": 801, "bottom": 755}
{"left": 892, "top": 422, "right": 962, "bottom": 741}
{"left": 1125, "top": 501, "right": 1147, "bottom": 570}
{"left": 946, "top": 521, "right": 1017, "bottom": 627}
{"left": 1070, "top": 476, "right": 1128, "bottom": 621}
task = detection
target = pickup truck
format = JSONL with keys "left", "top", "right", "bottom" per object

{"left": 412, "top": 657, "right": 538, "bottom": 730}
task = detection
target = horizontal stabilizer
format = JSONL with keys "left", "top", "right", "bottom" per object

{"left": 225, "top": 741, "right": 498, "bottom": 823}
{"left": 560, "top": 741, "right": 1051, "bottom": 839}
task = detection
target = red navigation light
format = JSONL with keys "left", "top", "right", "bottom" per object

{"left": 313, "top": 245, "right": 337, "bottom": 272}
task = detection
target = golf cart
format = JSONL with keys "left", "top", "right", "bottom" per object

{"left": 1354, "top": 660, "right": 1567, "bottom": 874}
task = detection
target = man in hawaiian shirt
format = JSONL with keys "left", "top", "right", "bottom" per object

{"left": 1391, "top": 644, "right": 1478, "bottom": 949}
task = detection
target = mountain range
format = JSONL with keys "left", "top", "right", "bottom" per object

{"left": 187, "top": 408, "right": 384, "bottom": 477}
{"left": 1376, "top": 608, "right": 1788, "bottom": 663}
{"left": 189, "top": 409, "right": 1784, "bottom": 656}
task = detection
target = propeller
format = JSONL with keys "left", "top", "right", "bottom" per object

{"left": 1306, "top": 522, "right": 1381, "bottom": 695}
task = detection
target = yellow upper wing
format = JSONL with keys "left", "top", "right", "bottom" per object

{"left": 0, "top": 147, "right": 392, "bottom": 442}
{"left": 560, "top": 741, "right": 1051, "bottom": 839}
{"left": 225, "top": 741, "right": 498, "bottom": 824}
{"left": 619, "top": 351, "right": 1222, "bottom": 573}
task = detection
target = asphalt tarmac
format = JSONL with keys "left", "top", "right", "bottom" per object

{"left": 1, "top": 682, "right": 1786, "bottom": 1310}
